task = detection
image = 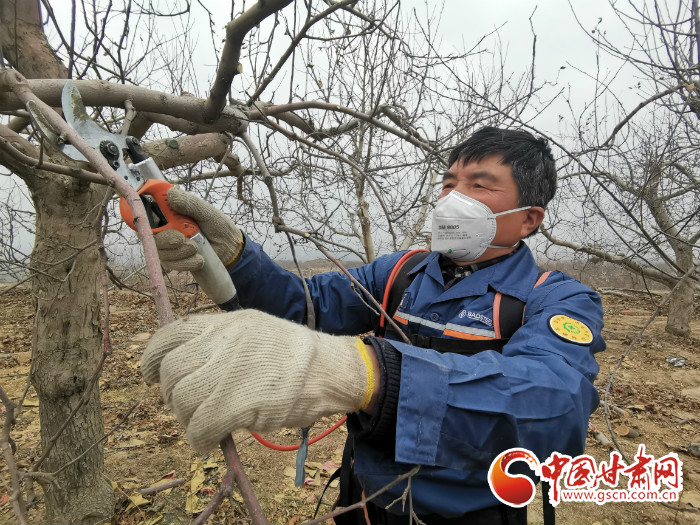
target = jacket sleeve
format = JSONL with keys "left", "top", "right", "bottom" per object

{"left": 227, "top": 234, "right": 405, "bottom": 335}
{"left": 383, "top": 272, "right": 604, "bottom": 471}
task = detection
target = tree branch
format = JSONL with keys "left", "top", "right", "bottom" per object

{"left": 539, "top": 224, "right": 687, "bottom": 286}
{"left": 0, "top": 79, "right": 248, "bottom": 133}
{"left": 203, "top": 0, "right": 294, "bottom": 122}
{"left": 248, "top": 100, "right": 433, "bottom": 151}
{"left": 302, "top": 466, "right": 421, "bottom": 525}
{"left": 603, "top": 85, "right": 683, "bottom": 146}
{"left": 141, "top": 133, "right": 232, "bottom": 170}
{"left": 246, "top": 0, "right": 357, "bottom": 104}
{"left": 0, "top": 132, "right": 106, "bottom": 185}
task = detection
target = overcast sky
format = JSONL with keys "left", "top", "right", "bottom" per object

{"left": 437, "top": 0, "right": 639, "bottom": 133}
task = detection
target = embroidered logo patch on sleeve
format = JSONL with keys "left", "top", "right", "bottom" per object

{"left": 548, "top": 315, "right": 593, "bottom": 345}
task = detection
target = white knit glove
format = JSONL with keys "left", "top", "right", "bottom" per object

{"left": 141, "top": 310, "right": 375, "bottom": 453}
{"left": 154, "top": 186, "right": 244, "bottom": 272}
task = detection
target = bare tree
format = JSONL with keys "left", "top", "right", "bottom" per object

{"left": 534, "top": 0, "right": 700, "bottom": 337}
{"left": 0, "top": 0, "right": 542, "bottom": 523}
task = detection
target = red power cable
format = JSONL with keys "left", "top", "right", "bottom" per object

{"left": 250, "top": 415, "right": 348, "bottom": 451}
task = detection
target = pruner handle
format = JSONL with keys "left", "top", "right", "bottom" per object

{"left": 120, "top": 179, "right": 199, "bottom": 235}
{"left": 119, "top": 180, "right": 238, "bottom": 307}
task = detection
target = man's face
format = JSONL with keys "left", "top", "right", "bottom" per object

{"left": 438, "top": 154, "right": 543, "bottom": 262}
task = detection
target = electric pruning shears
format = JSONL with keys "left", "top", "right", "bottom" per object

{"left": 31, "top": 81, "right": 238, "bottom": 308}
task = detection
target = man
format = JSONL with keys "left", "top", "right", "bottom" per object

{"left": 142, "top": 127, "right": 605, "bottom": 525}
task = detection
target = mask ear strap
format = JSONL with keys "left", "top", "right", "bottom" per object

{"left": 487, "top": 240, "right": 521, "bottom": 250}
{"left": 491, "top": 206, "right": 531, "bottom": 217}
{"left": 487, "top": 207, "right": 531, "bottom": 250}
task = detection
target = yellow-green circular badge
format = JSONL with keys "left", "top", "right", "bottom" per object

{"left": 548, "top": 315, "right": 593, "bottom": 345}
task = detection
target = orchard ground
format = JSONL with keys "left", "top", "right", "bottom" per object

{"left": 0, "top": 274, "right": 698, "bottom": 525}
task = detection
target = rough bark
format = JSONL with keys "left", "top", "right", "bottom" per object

{"left": 0, "top": 1, "right": 68, "bottom": 79}
{"left": 665, "top": 247, "right": 696, "bottom": 337}
{"left": 29, "top": 178, "right": 115, "bottom": 524}
{"left": 666, "top": 278, "right": 695, "bottom": 337}
{"left": 143, "top": 133, "right": 231, "bottom": 170}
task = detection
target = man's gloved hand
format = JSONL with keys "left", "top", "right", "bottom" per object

{"left": 141, "top": 309, "right": 375, "bottom": 453}
{"left": 154, "top": 186, "right": 244, "bottom": 272}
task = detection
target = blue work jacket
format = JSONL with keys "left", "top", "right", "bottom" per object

{"left": 229, "top": 235, "right": 605, "bottom": 516}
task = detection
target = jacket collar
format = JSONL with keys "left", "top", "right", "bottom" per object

{"left": 407, "top": 244, "right": 540, "bottom": 302}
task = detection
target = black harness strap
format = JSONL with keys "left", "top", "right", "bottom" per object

{"left": 542, "top": 481, "right": 555, "bottom": 525}
{"left": 497, "top": 294, "right": 527, "bottom": 340}
{"left": 402, "top": 333, "right": 509, "bottom": 354}
{"left": 375, "top": 250, "right": 430, "bottom": 339}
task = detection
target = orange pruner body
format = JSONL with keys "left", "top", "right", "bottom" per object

{"left": 118, "top": 179, "right": 200, "bottom": 237}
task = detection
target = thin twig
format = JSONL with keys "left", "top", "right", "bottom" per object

{"left": 97, "top": 189, "right": 114, "bottom": 357}
{"left": 248, "top": 100, "right": 433, "bottom": 151}
{"left": 239, "top": 131, "right": 316, "bottom": 327}
{"left": 138, "top": 477, "right": 186, "bottom": 496}
{"left": 302, "top": 466, "right": 420, "bottom": 525}
{"left": 119, "top": 99, "right": 137, "bottom": 135}
{"left": 191, "top": 470, "right": 234, "bottom": 525}
{"left": 204, "top": 132, "right": 234, "bottom": 200}
{"left": 274, "top": 223, "right": 412, "bottom": 345}
{"left": 246, "top": 0, "right": 357, "bottom": 104}
{"left": 0, "top": 135, "right": 108, "bottom": 185}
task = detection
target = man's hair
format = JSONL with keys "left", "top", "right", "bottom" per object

{"left": 448, "top": 127, "right": 557, "bottom": 209}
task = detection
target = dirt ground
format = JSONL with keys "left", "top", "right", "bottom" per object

{"left": 0, "top": 285, "right": 699, "bottom": 525}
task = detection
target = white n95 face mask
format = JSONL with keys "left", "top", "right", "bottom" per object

{"left": 431, "top": 190, "right": 531, "bottom": 262}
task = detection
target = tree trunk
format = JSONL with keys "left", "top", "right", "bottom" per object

{"left": 665, "top": 247, "right": 696, "bottom": 338}
{"left": 29, "top": 176, "right": 115, "bottom": 524}
{"left": 351, "top": 128, "right": 375, "bottom": 262}
{"left": 665, "top": 278, "right": 695, "bottom": 337}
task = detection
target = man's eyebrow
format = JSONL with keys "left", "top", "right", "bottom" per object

{"left": 469, "top": 170, "right": 499, "bottom": 183}
{"left": 441, "top": 170, "right": 500, "bottom": 183}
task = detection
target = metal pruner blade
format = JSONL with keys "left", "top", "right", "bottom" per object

{"left": 60, "top": 81, "right": 144, "bottom": 189}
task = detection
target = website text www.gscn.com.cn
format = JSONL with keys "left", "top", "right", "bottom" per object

{"left": 560, "top": 489, "right": 680, "bottom": 505}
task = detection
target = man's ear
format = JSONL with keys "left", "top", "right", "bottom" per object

{"left": 520, "top": 206, "right": 545, "bottom": 238}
